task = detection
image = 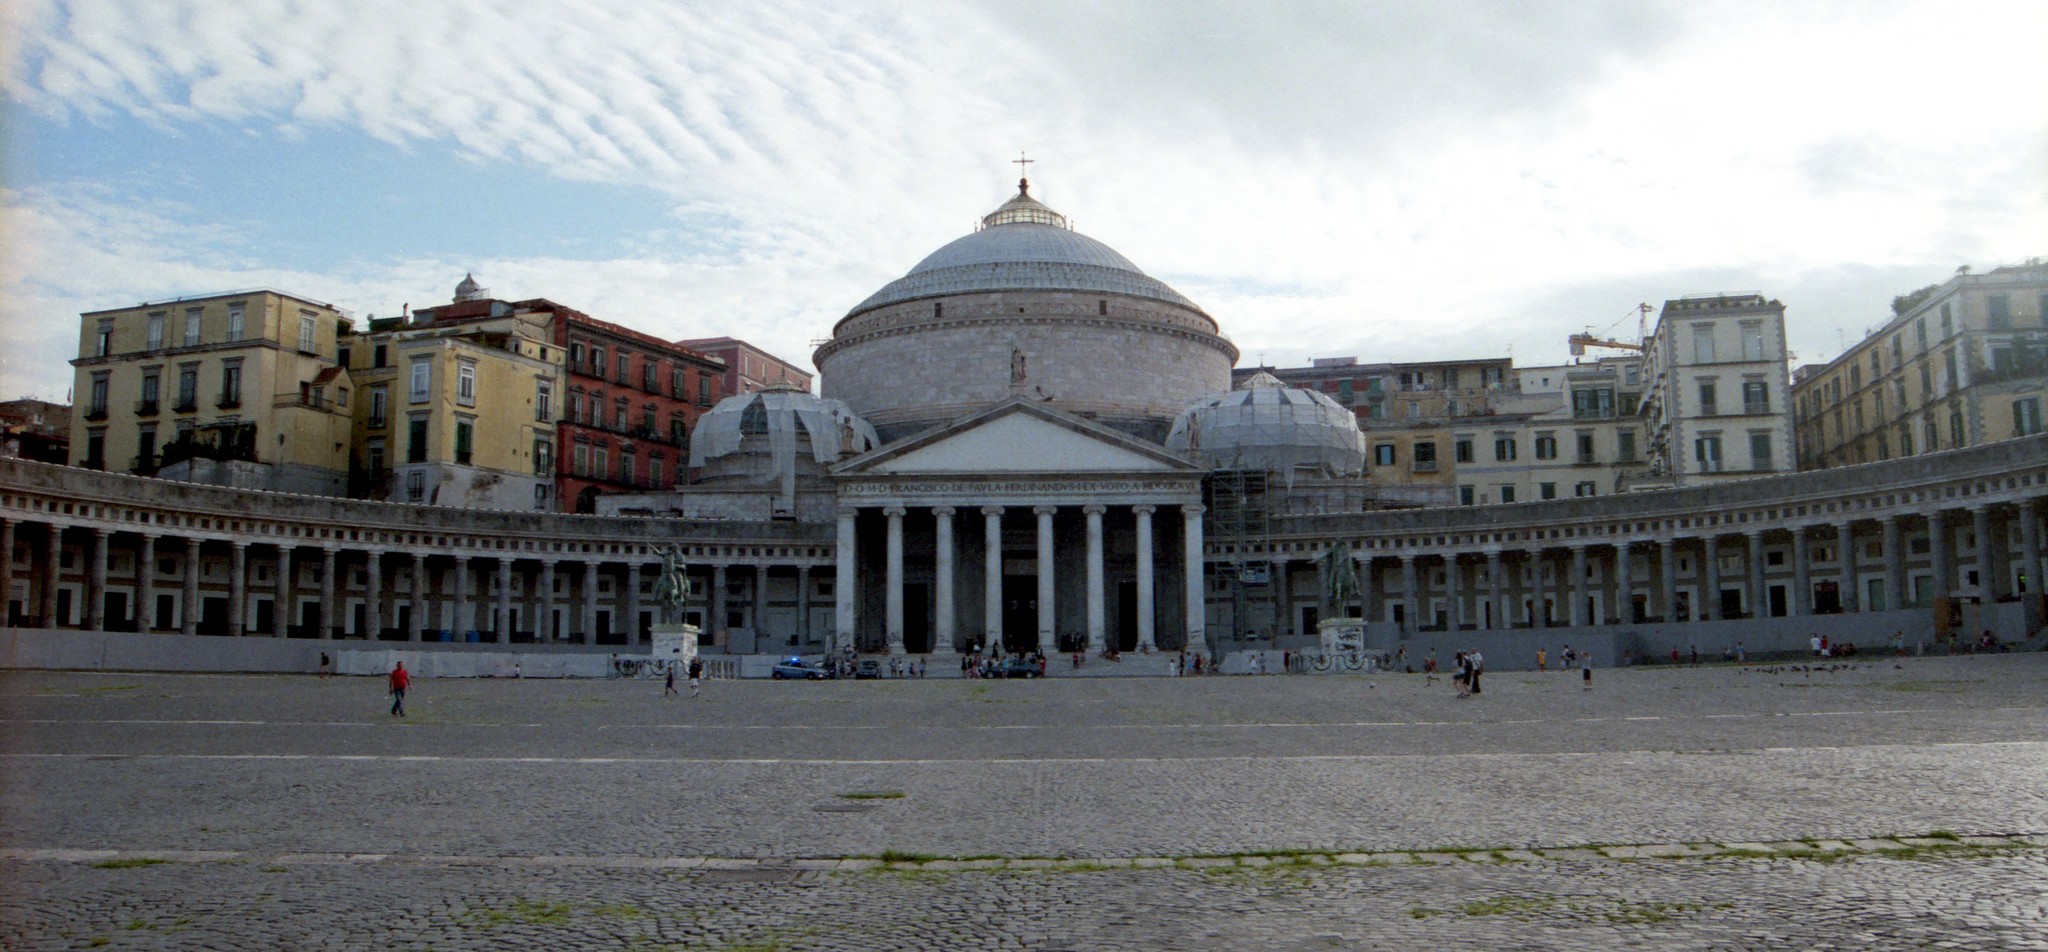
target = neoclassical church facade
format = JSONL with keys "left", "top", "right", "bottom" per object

{"left": 7, "top": 181, "right": 2048, "bottom": 668}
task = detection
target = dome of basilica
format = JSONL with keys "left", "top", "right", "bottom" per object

{"left": 815, "top": 179, "right": 1238, "bottom": 443}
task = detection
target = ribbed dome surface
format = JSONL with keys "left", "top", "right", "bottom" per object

{"left": 847, "top": 186, "right": 1201, "bottom": 314}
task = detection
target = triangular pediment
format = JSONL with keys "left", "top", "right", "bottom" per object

{"left": 836, "top": 399, "right": 1196, "bottom": 476}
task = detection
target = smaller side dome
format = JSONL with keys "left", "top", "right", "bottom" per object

{"left": 1166, "top": 382, "right": 1366, "bottom": 477}
{"left": 689, "top": 388, "right": 879, "bottom": 483}
{"left": 454, "top": 273, "right": 488, "bottom": 302}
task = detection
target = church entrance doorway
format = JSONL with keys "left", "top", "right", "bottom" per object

{"left": 903, "top": 583, "right": 930, "bottom": 653}
{"left": 1116, "top": 580, "right": 1137, "bottom": 651}
{"left": 1000, "top": 575, "right": 1036, "bottom": 654}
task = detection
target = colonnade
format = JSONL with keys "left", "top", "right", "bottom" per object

{"left": 833, "top": 501, "right": 1206, "bottom": 657}
{"left": 0, "top": 516, "right": 836, "bottom": 646}
{"left": 1313, "top": 501, "right": 2046, "bottom": 636}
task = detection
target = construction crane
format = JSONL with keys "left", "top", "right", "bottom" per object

{"left": 1568, "top": 332, "right": 1643, "bottom": 355}
{"left": 1568, "top": 303, "right": 1653, "bottom": 355}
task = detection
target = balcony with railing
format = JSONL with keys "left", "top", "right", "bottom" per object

{"left": 134, "top": 400, "right": 159, "bottom": 416}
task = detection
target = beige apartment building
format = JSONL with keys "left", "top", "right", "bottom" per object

{"left": 1794, "top": 259, "right": 2048, "bottom": 470}
{"left": 345, "top": 304, "right": 563, "bottom": 510}
{"left": 69, "top": 290, "right": 354, "bottom": 495}
{"left": 1638, "top": 293, "right": 1795, "bottom": 487}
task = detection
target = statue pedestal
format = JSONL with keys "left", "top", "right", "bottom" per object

{"left": 1318, "top": 617, "right": 1366, "bottom": 656}
{"left": 651, "top": 623, "right": 700, "bottom": 665}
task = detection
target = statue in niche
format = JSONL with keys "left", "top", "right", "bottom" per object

{"left": 1320, "top": 542, "right": 1360, "bottom": 619}
{"left": 1010, "top": 346, "right": 1028, "bottom": 385}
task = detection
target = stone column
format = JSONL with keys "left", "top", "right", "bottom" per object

{"left": 317, "top": 546, "right": 335, "bottom": 639}
{"left": 1927, "top": 510, "right": 1952, "bottom": 606}
{"left": 1973, "top": 506, "right": 1998, "bottom": 599}
{"left": 86, "top": 528, "right": 108, "bottom": 632}
{"left": 883, "top": 506, "right": 906, "bottom": 656}
{"left": 1399, "top": 554, "right": 1417, "bottom": 634}
{"left": 623, "top": 561, "right": 640, "bottom": 645}
{"left": 708, "top": 563, "right": 727, "bottom": 648}
{"left": 1084, "top": 504, "right": 1106, "bottom": 654}
{"left": 364, "top": 549, "right": 383, "bottom": 639}
{"left": 1134, "top": 505, "right": 1157, "bottom": 652}
{"left": 1696, "top": 536, "right": 1719, "bottom": 622}
{"left": 180, "top": 537, "right": 201, "bottom": 636}
{"left": 835, "top": 509, "right": 857, "bottom": 652}
{"left": 1444, "top": 554, "right": 1462, "bottom": 630}
{"left": 1485, "top": 549, "right": 1504, "bottom": 629}
{"left": 0, "top": 519, "right": 13, "bottom": 628}
{"left": 1569, "top": 546, "right": 1588, "bottom": 627}
{"left": 228, "top": 541, "right": 247, "bottom": 636}
{"left": 406, "top": 554, "right": 425, "bottom": 641}
{"left": 273, "top": 545, "right": 291, "bottom": 635}
{"left": 932, "top": 506, "right": 956, "bottom": 657}
{"left": 1659, "top": 538, "right": 1678, "bottom": 622}
{"left": 454, "top": 555, "right": 473, "bottom": 641}
{"left": 1840, "top": 522, "right": 1861, "bottom": 612}
{"left": 1883, "top": 516, "right": 1905, "bottom": 610}
{"left": 796, "top": 564, "right": 813, "bottom": 646}
{"left": 1614, "top": 542, "right": 1633, "bottom": 624}
{"left": 539, "top": 560, "right": 557, "bottom": 641}
{"left": 981, "top": 506, "right": 1003, "bottom": 652}
{"left": 495, "top": 559, "right": 512, "bottom": 638}
{"left": 581, "top": 562, "right": 598, "bottom": 644}
{"left": 136, "top": 534, "right": 157, "bottom": 632}
{"left": 2021, "top": 504, "right": 2044, "bottom": 631}
{"left": 1791, "top": 526, "right": 1811, "bottom": 616}
{"left": 1035, "top": 506, "right": 1057, "bottom": 655}
{"left": 1360, "top": 556, "right": 1379, "bottom": 621}
{"left": 42, "top": 525, "right": 63, "bottom": 628}
{"left": 1183, "top": 504, "right": 1207, "bottom": 657}
{"left": 1745, "top": 531, "right": 1764, "bottom": 619}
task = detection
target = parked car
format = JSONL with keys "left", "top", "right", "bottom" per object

{"left": 771, "top": 658, "right": 834, "bottom": 680}
{"left": 854, "top": 659, "right": 882, "bottom": 679}
{"left": 998, "top": 657, "right": 1044, "bottom": 679}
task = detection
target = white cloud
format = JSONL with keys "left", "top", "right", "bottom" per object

{"left": 3, "top": 0, "right": 2045, "bottom": 403}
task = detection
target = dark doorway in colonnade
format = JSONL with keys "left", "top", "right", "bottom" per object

{"left": 903, "top": 583, "right": 931, "bottom": 653}
{"left": 201, "top": 597, "right": 228, "bottom": 635}
{"left": 1719, "top": 588, "right": 1744, "bottom": 620}
{"left": 1000, "top": 575, "right": 1037, "bottom": 654}
{"left": 1813, "top": 580, "right": 1842, "bottom": 614}
{"left": 104, "top": 592, "right": 130, "bottom": 632}
{"left": 1116, "top": 580, "right": 1138, "bottom": 652}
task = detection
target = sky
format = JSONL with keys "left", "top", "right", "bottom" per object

{"left": 2, "top": 0, "right": 2043, "bottom": 403}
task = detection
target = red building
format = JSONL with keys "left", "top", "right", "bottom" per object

{"left": 551, "top": 307, "right": 724, "bottom": 512}
{"left": 409, "top": 277, "right": 724, "bottom": 512}
{"left": 675, "top": 336, "right": 812, "bottom": 396}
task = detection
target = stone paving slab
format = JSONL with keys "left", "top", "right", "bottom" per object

{"left": 3, "top": 656, "right": 2047, "bottom": 949}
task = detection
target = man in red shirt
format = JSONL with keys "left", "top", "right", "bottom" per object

{"left": 388, "top": 662, "right": 410, "bottom": 717}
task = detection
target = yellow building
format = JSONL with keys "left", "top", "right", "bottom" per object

{"left": 345, "top": 305, "right": 563, "bottom": 509}
{"left": 1795, "top": 259, "right": 2048, "bottom": 469}
{"left": 70, "top": 290, "right": 354, "bottom": 495}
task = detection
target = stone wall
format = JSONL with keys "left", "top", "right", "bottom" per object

{"left": 818, "top": 290, "right": 1235, "bottom": 439}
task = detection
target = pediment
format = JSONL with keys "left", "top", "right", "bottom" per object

{"left": 837, "top": 399, "right": 1195, "bottom": 476}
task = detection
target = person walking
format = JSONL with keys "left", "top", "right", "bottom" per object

{"left": 319, "top": 651, "right": 331, "bottom": 679}
{"left": 1535, "top": 648, "right": 1547, "bottom": 672}
{"left": 663, "top": 664, "right": 679, "bottom": 697}
{"left": 687, "top": 656, "right": 704, "bottom": 698}
{"left": 1468, "top": 648, "right": 1484, "bottom": 695}
{"left": 1580, "top": 650, "right": 1593, "bottom": 690}
{"left": 388, "top": 661, "right": 410, "bottom": 716}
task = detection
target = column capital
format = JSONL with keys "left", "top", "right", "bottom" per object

{"left": 1131, "top": 504, "right": 1157, "bottom": 516}
{"left": 1184, "top": 504, "right": 1206, "bottom": 517}
{"left": 1082, "top": 504, "right": 1106, "bottom": 516}
{"left": 91, "top": 526, "right": 109, "bottom": 538}
{"left": 882, "top": 506, "right": 907, "bottom": 518}
{"left": 980, "top": 505, "right": 1005, "bottom": 517}
{"left": 230, "top": 539, "right": 248, "bottom": 550}
{"left": 1034, "top": 505, "right": 1059, "bottom": 517}
{"left": 837, "top": 507, "right": 859, "bottom": 520}
{"left": 931, "top": 505, "right": 956, "bottom": 518}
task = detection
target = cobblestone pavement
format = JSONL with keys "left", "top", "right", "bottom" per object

{"left": 3, "top": 653, "right": 2046, "bottom": 949}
